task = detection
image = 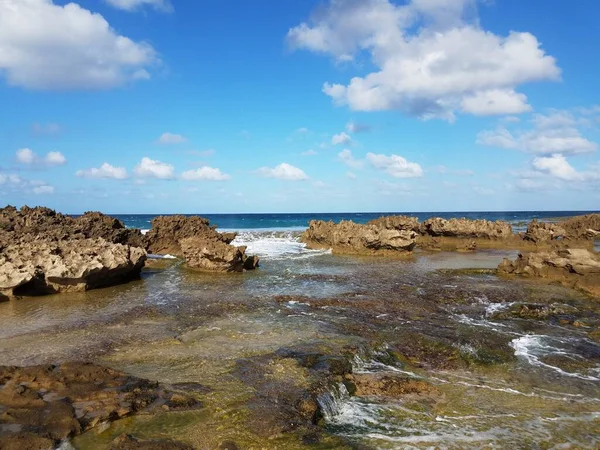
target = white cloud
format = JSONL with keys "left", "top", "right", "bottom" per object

{"left": 32, "top": 185, "right": 55, "bottom": 194}
{"left": 134, "top": 157, "right": 175, "bottom": 179}
{"left": 158, "top": 132, "right": 187, "bottom": 144}
{"left": 296, "top": 127, "right": 310, "bottom": 134}
{"left": 477, "top": 111, "right": 598, "bottom": 155}
{"left": 346, "top": 171, "right": 357, "bottom": 179}
{"left": 257, "top": 163, "right": 308, "bottom": 181}
{"left": 15, "top": 148, "right": 67, "bottom": 166}
{"left": 181, "top": 166, "right": 231, "bottom": 181}
{"left": 45, "top": 151, "right": 67, "bottom": 166}
{"left": 338, "top": 149, "right": 363, "bottom": 168}
{"left": 288, "top": 0, "right": 559, "bottom": 119}
{"left": 0, "top": 0, "right": 157, "bottom": 90}
{"left": 367, "top": 152, "right": 423, "bottom": 178}
{"left": 104, "top": 0, "right": 173, "bottom": 12}
{"left": 16, "top": 148, "right": 36, "bottom": 164}
{"left": 532, "top": 154, "right": 585, "bottom": 182}
{"left": 313, "top": 180, "right": 327, "bottom": 188}
{"left": 332, "top": 131, "right": 352, "bottom": 145}
{"left": 302, "top": 149, "right": 318, "bottom": 156}
{"left": 76, "top": 163, "right": 128, "bottom": 179}
{"left": 472, "top": 186, "right": 495, "bottom": 195}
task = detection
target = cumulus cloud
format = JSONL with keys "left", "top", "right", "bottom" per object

{"left": 346, "top": 121, "right": 370, "bottom": 133}
{"left": 104, "top": 0, "right": 173, "bottom": 12}
{"left": 181, "top": 166, "right": 231, "bottom": 181}
{"left": 0, "top": 0, "right": 157, "bottom": 90}
{"left": 332, "top": 132, "right": 352, "bottom": 145}
{"left": 338, "top": 149, "right": 363, "bottom": 168}
{"left": 257, "top": 163, "right": 308, "bottom": 181}
{"left": 134, "top": 157, "right": 175, "bottom": 179}
{"left": 76, "top": 163, "right": 128, "bottom": 179}
{"left": 158, "top": 132, "right": 187, "bottom": 145}
{"left": 477, "top": 111, "right": 598, "bottom": 155}
{"left": 288, "top": 0, "right": 560, "bottom": 119}
{"left": 532, "top": 154, "right": 585, "bottom": 182}
{"left": 0, "top": 171, "right": 54, "bottom": 195}
{"left": 15, "top": 148, "right": 67, "bottom": 166}
{"left": 367, "top": 152, "right": 423, "bottom": 178}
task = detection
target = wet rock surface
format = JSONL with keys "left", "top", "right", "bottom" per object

{"left": 301, "top": 219, "right": 417, "bottom": 255}
{"left": 145, "top": 215, "right": 258, "bottom": 272}
{"left": 498, "top": 248, "right": 600, "bottom": 297}
{"left": 0, "top": 238, "right": 146, "bottom": 300}
{"left": 0, "top": 363, "right": 200, "bottom": 449}
{"left": 109, "top": 433, "right": 194, "bottom": 450}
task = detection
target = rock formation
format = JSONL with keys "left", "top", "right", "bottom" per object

{"left": 421, "top": 217, "right": 513, "bottom": 239}
{"left": 0, "top": 362, "right": 199, "bottom": 449}
{"left": 0, "top": 238, "right": 146, "bottom": 299}
{"left": 522, "top": 219, "right": 567, "bottom": 244}
{"left": 498, "top": 249, "right": 600, "bottom": 297}
{"left": 145, "top": 215, "right": 258, "bottom": 272}
{"left": 301, "top": 220, "right": 417, "bottom": 255}
{"left": 562, "top": 214, "right": 600, "bottom": 241}
{"left": 0, "top": 205, "right": 144, "bottom": 247}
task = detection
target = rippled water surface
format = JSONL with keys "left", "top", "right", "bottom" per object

{"left": 1, "top": 231, "right": 599, "bottom": 449}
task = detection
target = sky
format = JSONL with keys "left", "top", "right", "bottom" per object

{"left": 1, "top": 0, "right": 599, "bottom": 214}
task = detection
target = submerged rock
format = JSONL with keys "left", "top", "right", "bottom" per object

{"left": 347, "top": 373, "right": 441, "bottom": 399}
{"left": 110, "top": 433, "right": 194, "bottom": 450}
{"left": 0, "top": 238, "right": 146, "bottom": 299}
{"left": 302, "top": 220, "right": 417, "bottom": 255}
{"left": 498, "top": 249, "right": 600, "bottom": 297}
{"left": 0, "top": 363, "right": 200, "bottom": 449}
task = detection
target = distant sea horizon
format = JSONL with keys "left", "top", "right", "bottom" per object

{"left": 89, "top": 210, "right": 600, "bottom": 233}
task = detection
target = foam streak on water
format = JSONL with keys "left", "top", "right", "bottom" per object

{"left": 230, "top": 230, "right": 331, "bottom": 260}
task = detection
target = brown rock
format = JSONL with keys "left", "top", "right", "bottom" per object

{"left": 0, "top": 238, "right": 146, "bottom": 299}
{"left": 420, "top": 217, "right": 512, "bottom": 239}
{"left": 110, "top": 433, "right": 194, "bottom": 450}
{"left": 0, "top": 363, "right": 182, "bottom": 449}
{"left": 367, "top": 215, "right": 420, "bottom": 232}
{"left": 301, "top": 220, "right": 417, "bottom": 255}
{"left": 562, "top": 214, "right": 600, "bottom": 241}
{"left": 348, "top": 373, "right": 441, "bottom": 399}
{"left": 523, "top": 219, "right": 567, "bottom": 244}
{"left": 180, "top": 238, "right": 258, "bottom": 272}
{"left": 498, "top": 249, "right": 600, "bottom": 297}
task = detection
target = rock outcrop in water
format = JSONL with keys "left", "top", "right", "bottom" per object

{"left": 498, "top": 249, "right": 600, "bottom": 297}
{"left": 417, "top": 217, "right": 514, "bottom": 251}
{"left": 145, "top": 215, "right": 258, "bottom": 272}
{"left": 301, "top": 220, "right": 417, "bottom": 255}
{"left": 0, "top": 238, "right": 146, "bottom": 299}
{"left": 562, "top": 214, "right": 600, "bottom": 241}
{"left": 0, "top": 205, "right": 144, "bottom": 247}
{"left": 0, "top": 362, "right": 199, "bottom": 449}
{"left": 522, "top": 219, "right": 567, "bottom": 244}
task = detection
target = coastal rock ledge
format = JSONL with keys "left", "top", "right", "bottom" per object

{"left": 0, "top": 238, "right": 146, "bottom": 299}
{"left": 498, "top": 249, "right": 600, "bottom": 297}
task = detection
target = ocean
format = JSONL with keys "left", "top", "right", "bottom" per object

{"left": 115, "top": 210, "right": 597, "bottom": 233}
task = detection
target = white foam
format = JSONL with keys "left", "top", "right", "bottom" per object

{"left": 141, "top": 229, "right": 150, "bottom": 235}
{"left": 148, "top": 254, "right": 177, "bottom": 260}
{"left": 230, "top": 230, "right": 331, "bottom": 259}
{"left": 510, "top": 335, "right": 600, "bottom": 381}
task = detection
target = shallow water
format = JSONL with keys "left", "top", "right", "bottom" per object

{"left": 1, "top": 231, "right": 599, "bottom": 449}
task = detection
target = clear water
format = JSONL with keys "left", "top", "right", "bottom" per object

{"left": 2, "top": 215, "right": 600, "bottom": 449}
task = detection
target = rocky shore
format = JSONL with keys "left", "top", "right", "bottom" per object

{"left": 302, "top": 215, "right": 600, "bottom": 256}
{"left": 0, "top": 206, "right": 258, "bottom": 301}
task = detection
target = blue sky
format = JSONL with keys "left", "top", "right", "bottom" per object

{"left": 1, "top": 0, "right": 599, "bottom": 214}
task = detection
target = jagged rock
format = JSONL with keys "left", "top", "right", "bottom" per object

{"left": 498, "top": 249, "right": 600, "bottom": 297}
{"left": 301, "top": 220, "right": 417, "bottom": 255}
{"left": 180, "top": 237, "right": 257, "bottom": 272}
{"left": 562, "top": 214, "right": 600, "bottom": 241}
{"left": 0, "top": 363, "right": 200, "bottom": 449}
{"left": 421, "top": 217, "right": 513, "bottom": 239}
{"left": 523, "top": 219, "right": 566, "bottom": 244}
{"left": 145, "top": 215, "right": 258, "bottom": 272}
{"left": 145, "top": 215, "right": 236, "bottom": 256}
{"left": 0, "top": 205, "right": 144, "bottom": 248}
{"left": 0, "top": 238, "right": 146, "bottom": 299}
{"left": 367, "top": 215, "right": 420, "bottom": 232}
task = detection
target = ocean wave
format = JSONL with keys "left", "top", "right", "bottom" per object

{"left": 148, "top": 254, "right": 177, "bottom": 260}
{"left": 231, "top": 230, "right": 331, "bottom": 259}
